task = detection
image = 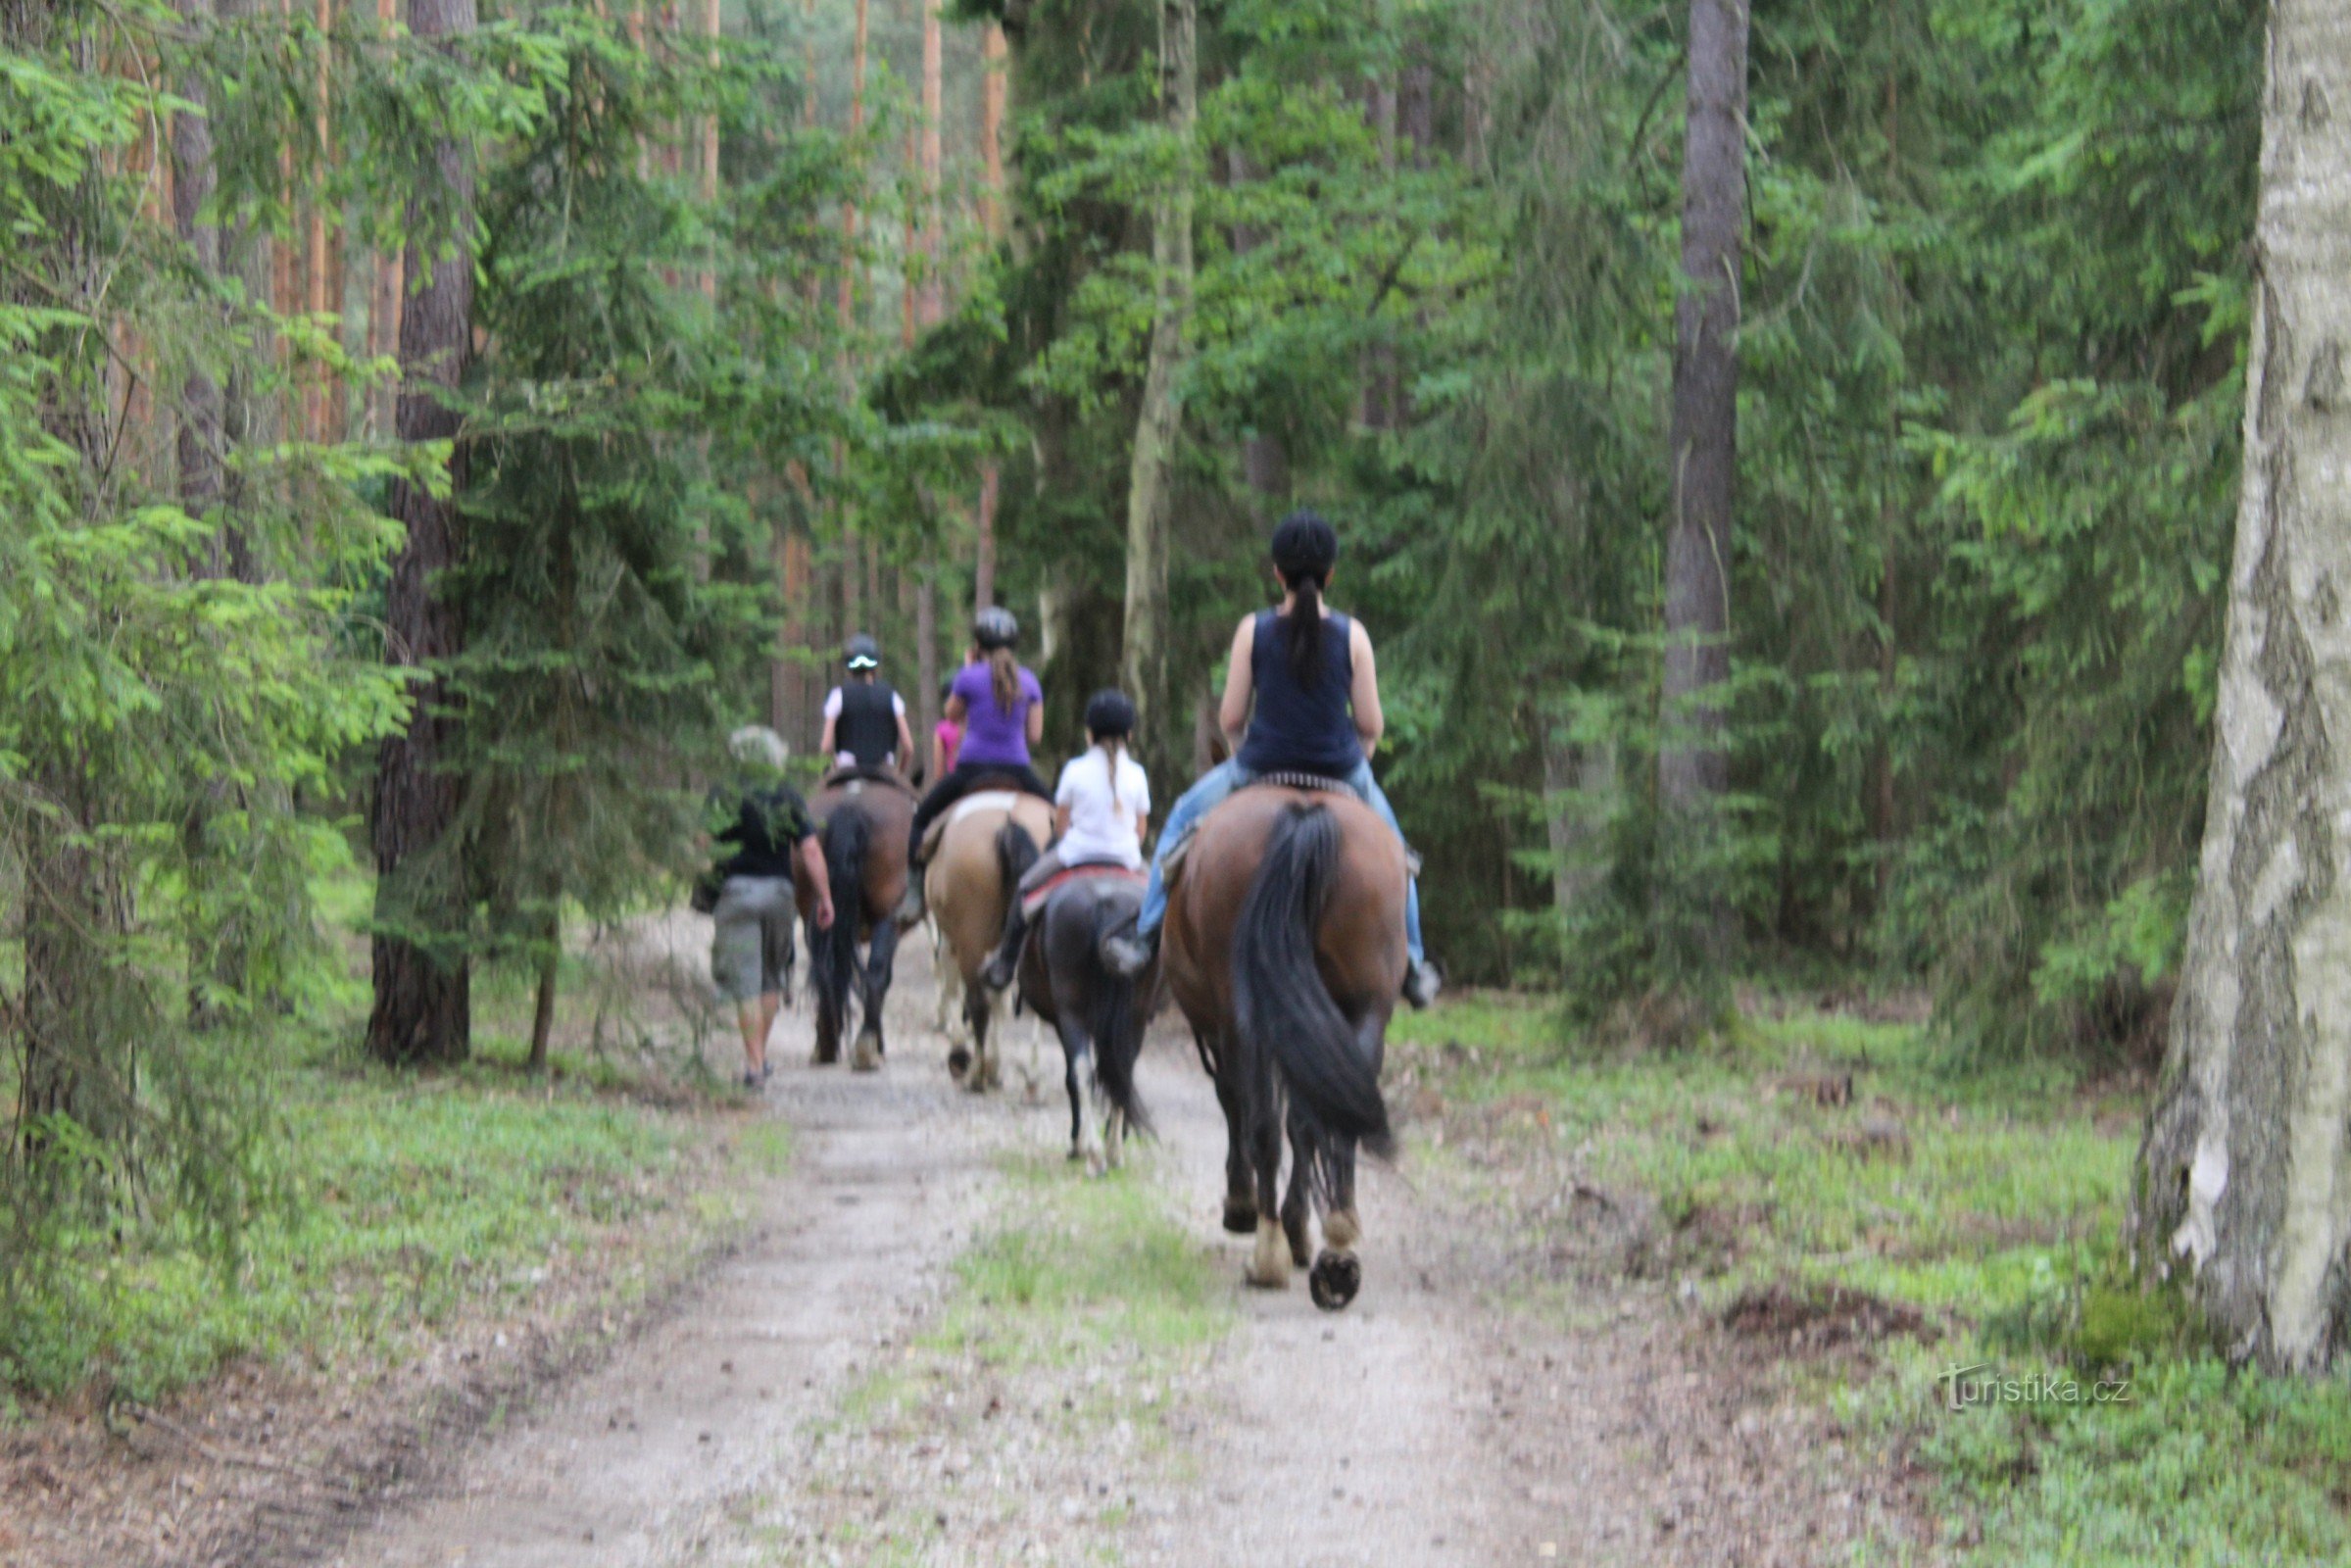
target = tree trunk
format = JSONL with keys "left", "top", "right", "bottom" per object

{"left": 918, "top": 0, "right": 942, "bottom": 326}
{"left": 972, "top": 20, "right": 1006, "bottom": 623}
{"left": 2135, "top": 0, "right": 2351, "bottom": 1376}
{"left": 1657, "top": 0, "right": 1747, "bottom": 816}
{"left": 171, "top": 0, "right": 224, "bottom": 534}
{"left": 974, "top": 463, "right": 998, "bottom": 612}
{"left": 915, "top": 572, "right": 940, "bottom": 756}
{"left": 367, "top": 0, "right": 476, "bottom": 1067}
{"left": 527, "top": 914, "right": 560, "bottom": 1074}
{"left": 1120, "top": 0, "right": 1195, "bottom": 766}
{"left": 1226, "top": 148, "right": 1287, "bottom": 515}
{"left": 1356, "top": 74, "right": 1398, "bottom": 432}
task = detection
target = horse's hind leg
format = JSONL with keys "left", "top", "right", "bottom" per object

{"left": 1207, "top": 1034, "right": 1255, "bottom": 1235}
{"left": 1280, "top": 1111, "right": 1314, "bottom": 1269}
{"left": 1308, "top": 1138, "right": 1363, "bottom": 1312}
{"left": 1056, "top": 1020, "right": 1104, "bottom": 1174}
{"left": 1246, "top": 1069, "right": 1290, "bottom": 1291}
{"left": 852, "top": 917, "right": 897, "bottom": 1072}
{"left": 964, "top": 989, "right": 997, "bottom": 1094}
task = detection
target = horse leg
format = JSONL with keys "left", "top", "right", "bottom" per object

{"left": 851, "top": 917, "right": 897, "bottom": 1072}
{"left": 1280, "top": 1108, "right": 1314, "bottom": 1269}
{"left": 1058, "top": 1021, "right": 1105, "bottom": 1174}
{"left": 965, "top": 987, "right": 996, "bottom": 1094}
{"left": 932, "top": 918, "right": 972, "bottom": 1079}
{"left": 1208, "top": 1034, "right": 1255, "bottom": 1234}
{"left": 1246, "top": 1065, "right": 1290, "bottom": 1291}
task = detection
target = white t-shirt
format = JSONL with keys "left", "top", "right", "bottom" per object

{"left": 823, "top": 685, "right": 906, "bottom": 766}
{"left": 1054, "top": 747, "right": 1151, "bottom": 869}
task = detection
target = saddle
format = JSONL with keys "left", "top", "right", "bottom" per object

{"left": 822, "top": 763, "right": 915, "bottom": 796}
{"left": 1019, "top": 861, "right": 1145, "bottom": 920}
{"left": 916, "top": 788, "right": 1042, "bottom": 861}
{"left": 1161, "top": 773, "right": 1421, "bottom": 896}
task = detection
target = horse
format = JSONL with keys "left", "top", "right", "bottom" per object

{"left": 1011, "top": 867, "right": 1151, "bottom": 1173}
{"left": 924, "top": 789, "right": 1055, "bottom": 1091}
{"left": 1162, "top": 786, "right": 1406, "bottom": 1311}
{"left": 797, "top": 768, "right": 917, "bottom": 1071}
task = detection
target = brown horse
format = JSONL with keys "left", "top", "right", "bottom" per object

{"left": 796, "top": 769, "right": 916, "bottom": 1071}
{"left": 1163, "top": 787, "right": 1406, "bottom": 1310}
{"left": 925, "top": 790, "right": 1055, "bottom": 1090}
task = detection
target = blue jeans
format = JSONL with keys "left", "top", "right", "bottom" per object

{"left": 1135, "top": 759, "right": 1425, "bottom": 964}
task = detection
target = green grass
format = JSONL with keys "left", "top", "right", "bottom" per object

{"left": 1396, "top": 992, "right": 2351, "bottom": 1567}
{"left": 2, "top": 1050, "right": 756, "bottom": 1405}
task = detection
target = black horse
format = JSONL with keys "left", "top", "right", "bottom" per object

{"left": 1012, "top": 867, "right": 1152, "bottom": 1173}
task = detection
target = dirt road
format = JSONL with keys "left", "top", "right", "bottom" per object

{"left": 316, "top": 933, "right": 1902, "bottom": 1568}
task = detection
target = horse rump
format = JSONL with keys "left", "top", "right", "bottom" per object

{"left": 1232, "top": 802, "right": 1394, "bottom": 1186}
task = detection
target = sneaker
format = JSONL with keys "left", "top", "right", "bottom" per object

{"left": 1102, "top": 930, "right": 1156, "bottom": 979}
{"left": 1402, "top": 958, "right": 1443, "bottom": 1010}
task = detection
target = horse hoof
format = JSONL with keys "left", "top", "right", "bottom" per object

{"left": 810, "top": 1046, "right": 838, "bottom": 1067}
{"left": 1308, "top": 1250, "right": 1362, "bottom": 1312}
{"left": 1222, "top": 1200, "right": 1258, "bottom": 1236}
{"left": 1245, "top": 1264, "right": 1290, "bottom": 1291}
{"left": 947, "top": 1047, "right": 971, "bottom": 1080}
{"left": 850, "top": 1033, "right": 882, "bottom": 1073}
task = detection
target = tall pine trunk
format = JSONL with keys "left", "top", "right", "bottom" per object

{"left": 1657, "top": 0, "right": 1747, "bottom": 816}
{"left": 973, "top": 21, "right": 1005, "bottom": 618}
{"left": 1120, "top": 0, "right": 1194, "bottom": 765}
{"left": 2136, "top": 0, "right": 2351, "bottom": 1375}
{"left": 367, "top": 0, "right": 476, "bottom": 1066}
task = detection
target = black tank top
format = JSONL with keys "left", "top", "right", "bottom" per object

{"left": 836, "top": 680, "right": 900, "bottom": 767}
{"left": 1236, "top": 610, "right": 1360, "bottom": 777}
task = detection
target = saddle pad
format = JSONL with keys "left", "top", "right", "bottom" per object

{"left": 1020, "top": 862, "right": 1145, "bottom": 919}
{"left": 919, "top": 790, "right": 1025, "bottom": 861}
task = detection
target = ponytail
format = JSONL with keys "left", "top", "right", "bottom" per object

{"left": 989, "top": 646, "right": 1018, "bottom": 712}
{"left": 1283, "top": 572, "right": 1327, "bottom": 688}
{"left": 1100, "top": 735, "right": 1125, "bottom": 817}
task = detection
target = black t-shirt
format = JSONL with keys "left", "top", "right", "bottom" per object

{"left": 714, "top": 784, "right": 814, "bottom": 879}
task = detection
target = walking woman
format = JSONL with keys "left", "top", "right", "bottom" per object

{"left": 1103, "top": 511, "right": 1439, "bottom": 1007}
{"left": 708, "top": 726, "right": 834, "bottom": 1086}
{"left": 980, "top": 689, "right": 1150, "bottom": 989}
{"left": 897, "top": 607, "right": 1051, "bottom": 921}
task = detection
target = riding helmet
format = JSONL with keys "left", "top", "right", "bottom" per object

{"left": 974, "top": 606, "right": 1020, "bottom": 651}
{"left": 844, "top": 633, "right": 880, "bottom": 670}
{"left": 1085, "top": 689, "right": 1137, "bottom": 740}
{"left": 1270, "top": 509, "right": 1340, "bottom": 584}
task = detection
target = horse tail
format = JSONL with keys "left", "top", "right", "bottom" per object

{"left": 994, "top": 818, "right": 1041, "bottom": 913}
{"left": 1233, "top": 803, "right": 1394, "bottom": 1173}
{"left": 1088, "top": 898, "right": 1151, "bottom": 1136}
{"left": 812, "top": 802, "right": 869, "bottom": 1017}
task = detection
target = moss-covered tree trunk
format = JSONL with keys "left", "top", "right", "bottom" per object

{"left": 1120, "top": 0, "right": 1194, "bottom": 771}
{"left": 367, "top": 0, "right": 475, "bottom": 1066}
{"left": 2136, "top": 0, "right": 2351, "bottom": 1375}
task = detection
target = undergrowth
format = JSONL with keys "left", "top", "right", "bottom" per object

{"left": 1393, "top": 992, "right": 2351, "bottom": 1566}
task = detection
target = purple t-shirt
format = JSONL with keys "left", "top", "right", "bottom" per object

{"left": 952, "top": 662, "right": 1042, "bottom": 766}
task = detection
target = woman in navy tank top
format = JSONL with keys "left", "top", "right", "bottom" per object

{"left": 1107, "top": 511, "right": 1437, "bottom": 1008}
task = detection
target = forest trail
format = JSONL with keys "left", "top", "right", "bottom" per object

{"left": 317, "top": 929, "right": 1873, "bottom": 1568}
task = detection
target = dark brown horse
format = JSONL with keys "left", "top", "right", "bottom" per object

{"left": 1013, "top": 868, "right": 1152, "bottom": 1172}
{"left": 797, "top": 769, "right": 916, "bottom": 1071}
{"left": 1163, "top": 786, "right": 1406, "bottom": 1310}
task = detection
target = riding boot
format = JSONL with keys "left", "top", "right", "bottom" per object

{"left": 893, "top": 862, "right": 927, "bottom": 924}
{"left": 979, "top": 901, "right": 1029, "bottom": 992}
{"left": 1102, "top": 926, "right": 1156, "bottom": 979}
{"left": 1402, "top": 956, "right": 1443, "bottom": 1010}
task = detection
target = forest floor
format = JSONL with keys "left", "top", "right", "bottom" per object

{"left": 3, "top": 916, "right": 1933, "bottom": 1568}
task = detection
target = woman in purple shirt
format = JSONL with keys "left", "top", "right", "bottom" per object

{"left": 897, "top": 607, "right": 1050, "bottom": 920}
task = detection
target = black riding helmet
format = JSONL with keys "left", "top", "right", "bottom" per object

{"left": 974, "top": 606, "right": 1020, "bottom": 651}
{"left": 844, "top": 633, "right": 880, "bottom": 670}
{"left": 1270, "top": 509, "right": 1339, "bottom": 585}
{"left": 1085, "top": 689, "right": 1137, "bottom": 740}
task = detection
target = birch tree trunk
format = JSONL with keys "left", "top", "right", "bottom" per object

{"left": 1657, "top": 0, "right": 1747, "bottom": 817}
{"left": 1119, "top": 0, "right": 1194, "bottom": 765}
{"left": 367, "top": 0, "right": 475, "bottom": 1066}
{"left": 2136, "top": 0, "right": 2351, "bottom": 1376}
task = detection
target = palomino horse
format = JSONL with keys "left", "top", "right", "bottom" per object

{"left": 1163, "top": 786, "right": 1405, "bottom": 1311}
{"left": 1012, "top": 867, "right": 1151, "bottom": 1173}
{"left": 797, "top": 769, "right": 916, "bottom": 1071}
{"left": 925, "top": 790, "right": 1055, "bottom": 1090}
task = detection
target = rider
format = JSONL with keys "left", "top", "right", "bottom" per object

{"left": 819, "top": 634, "right": 915, "bottom": 776}
{"left": 1103, "top": 510, "right": 1440, "bottom": 1008}
{"left": 896, "top": 607, "right": 1052, "bottom": 921}
{"left": 979, "top": 688, "right": 1150, "bottom": 991}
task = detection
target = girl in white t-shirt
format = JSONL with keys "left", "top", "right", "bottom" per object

{"left": 981, "top": 690, "right": 1150, "bottom": 990}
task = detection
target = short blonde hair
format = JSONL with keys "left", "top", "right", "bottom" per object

{"left": 728, "top": 724, "right": 790, "bottom": 771}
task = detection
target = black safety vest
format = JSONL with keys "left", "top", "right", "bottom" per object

{"left": 836, "top": 680, "right": 900, "bottom": 766}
